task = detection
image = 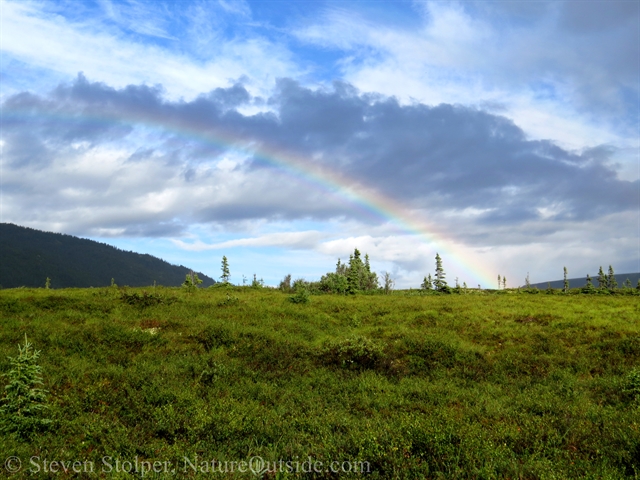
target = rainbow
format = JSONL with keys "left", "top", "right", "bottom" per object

{"left": 2, "top": 104, "right": 496, "bottom": 287}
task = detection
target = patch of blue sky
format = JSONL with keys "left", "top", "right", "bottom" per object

{"left": 617, "top": 85, "right": 640, "bottom": 135}
{"left": 530, "top": 80, "right": 560, "bottom": 102}
{"left": 88, "top": 232, "right": 338, "bottom": 286}
{"left": 0, "top": 59, "right": 68, "bottom": 100}
{"left": 322, "top": 0, "right": 423, "bottom": 30}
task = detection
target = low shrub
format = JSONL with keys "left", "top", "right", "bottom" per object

{"left": 623, "top": 367, "right": 640, "bottom": 403}
{"left": 192, "top": 325, "right": 235, "bottom": 352}
{"left": 289, "top": 281, "right": 310, "bottom": 304}
{"left": 320, "top": 335, "right": 385, "bottom": 370}
{"left": 217, "top": 293, "right": 240, "bottom": 307}
{"left": 120, "top": 291, "right": 168, "bottom": 308}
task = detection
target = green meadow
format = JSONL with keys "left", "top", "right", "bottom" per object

{"left": 0, "top": 287, "right": 639, "bottom": 479}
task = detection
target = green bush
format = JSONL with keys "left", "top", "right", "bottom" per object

{"left": 193, "top": 325, "right": 235, "bottom": 351}
{"left": 289, "top": 281, "right": 310, "bottom": 304}
{"left": 120, "top": 291, "right": 168, "bottom": 308}
{"left": 217, "top": 293, "right": 240, "bottom": 306}
{"left": 320, "top": 335, "right": 385, "bottom": 370}
{"left": 623, "top": 367, "right": 640, "bottom": 403}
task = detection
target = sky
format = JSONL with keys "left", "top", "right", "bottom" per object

{"left": 0, "top": 0, "right": 638, "bottom": 288}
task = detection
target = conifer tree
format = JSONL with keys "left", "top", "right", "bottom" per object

{"left": 382, "top": 272, "right": 394, "bottom": 294}
{"left": 563, "top": 267, "right": 569, "bottom": 293}
{"left": 220, "top": 256, "right": 230, "bottom": 284}
{"left": 525, "top": 273, "right": 531, "bottom": 289}
{"left": 0, "top": 335, "right": 52, "bottom": 438}
{"left": 279, "top": 274, "right": 292, "bottom": 292}
{"left": 597, "top": 266, "right": 606, "bottom": 289}
{"left": 503, "top": 277, "right": 507, "bottom": 289}
{"left": 583, "top": 274, "right": 595, "bottom": 294}
{"left": 434, "top": 253, "right": 448, "bottom": 292}
{"left": 586, "top": 274, "right": 593, "bottom": 288}
{"left": 182, "top": 271, "right": 202, "bottom": 292}
{"left": 497, "top": 274, "right": 501, "bottom": 290}
{"left": 347, "top": 250, "right": 362, "bottom": 294}
{"left": 363, "top": 254, "right": 378, "bottom": 290}
{"left": 421, "top": 276, "right": 432, "bottom": 291}
{"left": 607, "top": 265, "right": 617, "bottom": 290}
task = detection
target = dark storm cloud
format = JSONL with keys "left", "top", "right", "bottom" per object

{"left": 2, "top": 74, "right": 636, "bottom": 228}
{"left": 558, "top": 1, "right": 639, "bottom": 34}
{"left": 264, "top": 80, "right": 637, "bottom": 221}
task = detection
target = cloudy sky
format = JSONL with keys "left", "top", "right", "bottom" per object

{"left": 1, "top": 0, "right": 638, "bottom": 288}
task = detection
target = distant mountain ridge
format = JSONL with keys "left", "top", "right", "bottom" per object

{"left": 528, "top": 273, "right": 640, "bottom": 290}
{"left": 0, "top": 223, "right": 215, "bottom": 288}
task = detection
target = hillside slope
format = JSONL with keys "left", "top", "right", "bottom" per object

{"left": 0, "top": 223, "right": 215, "bottom": 288}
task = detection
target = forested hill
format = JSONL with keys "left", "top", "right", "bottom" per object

{"left": 0, "top": 223, "right": 215, "bottom": 288}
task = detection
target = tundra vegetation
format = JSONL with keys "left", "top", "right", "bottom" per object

{"left": 0, "top": 253, "right": 639, "bottom": 478}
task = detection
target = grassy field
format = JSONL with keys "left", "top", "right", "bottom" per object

{"left": 0, "top": 286, "right": 639, "bottom": 479}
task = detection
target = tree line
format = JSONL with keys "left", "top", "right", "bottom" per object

{"left": 205, "top": 250, "right": 639, "bottom": 296}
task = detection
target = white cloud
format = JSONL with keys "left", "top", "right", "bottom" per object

{"left": 291, "top": 1, "right": 638, "bottom": 176}
{"left": 97, "top": 0, "right": 177, "bottom": 39}
{"left": 172, "top": 230, "right": 327, "bottom": 251}
{"left": 0, "top": 0, "right": 299, "bottom": 100}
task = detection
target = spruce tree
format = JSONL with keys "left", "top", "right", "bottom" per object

{"left": 279, "top": 274, "right": 292, "bottom": 292}
{"left": 498, "top": 274, "right": 501, "bottom": 290}
{"left": 363, "top": 254, "right": 378, "bottom": 290}
{"left": 597, "top": 266, "right": 606, "bottom": 289}
{"left": 0, "top": 336, "right": 52, "bottom": 438}
{"left": 382, "top": 272, "right": 394, "bottom": 294}
{"left": 607, "top": 265, "right": 617, "bottom": 290}
{"left": 347, "top": 250, "right": 362, "bottom": 295}
{"left": 421, "top": 276, "right": 432, "bottom": 291}
{"left": 182, "top": 271, "right": 202, "bottom": 292}
{"left": 434, "top": 253, "right": 448, "bottom": 292}
{"left": 586, "top": 274, "right": 593, "bottom": 288}
{"left": 220, "top": 256, "right": 230, "bottom": 284}
{"left": 563, "top": 267, "right": 569, "bottom": 293}
{"left": 503, "top": 277, "right": 507, "bottom": 290}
